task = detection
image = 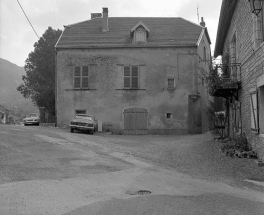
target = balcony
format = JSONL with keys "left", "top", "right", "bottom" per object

{"left": 212, "top": 63, "right": 241, "bottom": 98}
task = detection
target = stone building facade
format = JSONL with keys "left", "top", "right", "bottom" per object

{"left": 55, "top": 8, "right": 211, "bottom": 135}
{"left": 214, "top": 0, "right": 264, "bottom": 159}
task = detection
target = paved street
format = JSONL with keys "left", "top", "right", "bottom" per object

{"left": 0, "top": 124, "right": 264, "bottom": 215}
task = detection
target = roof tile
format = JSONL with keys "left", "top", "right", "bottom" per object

{"left": 56, "top": 17, "right": 203, "bottom": 48}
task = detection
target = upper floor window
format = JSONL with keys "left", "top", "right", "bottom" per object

{"left": 124, "top": 65, "right": 139, "bottom": 89}
{"left": 74, "top": 66, "right": 89, "bottom": 89}
{"left": 167, "top": 78, "right": 175, "bottom": 89}
{"left": 134, "top": 26, "right": 146, "bottom": 44}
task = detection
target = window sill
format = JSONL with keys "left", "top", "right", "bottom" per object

{"left": 115, "top": 88, "right": 146, "bottom": 91}
{"left": 66, "top": 89, "right": 97, "bottom": 91}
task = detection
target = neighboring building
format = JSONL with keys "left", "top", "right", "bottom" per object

{"left": 214, "top": 0, "right": 264, "bottom": 159}
{"left": 55, "top": 8, "right": 211, "bottom": 134}
{"left": 0, "top": 104, "right": 9, "bottom": 124}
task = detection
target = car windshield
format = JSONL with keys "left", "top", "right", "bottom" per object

{"left": 74, "top": 115, "right": 92, "bottom": 120}
{"left": 28, "top": 114, "right": 38, "bottom": 118}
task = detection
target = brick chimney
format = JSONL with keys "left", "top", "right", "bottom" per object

{"left": 200, "top": 17, "right": 205, "bottom": 27}
{"left": 102, "top": 7, "right": 109, "bottom": 32}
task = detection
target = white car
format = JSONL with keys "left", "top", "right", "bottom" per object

{"left": 23, "top": 113, "right": 40, "bottom": 126}
{"left": 69, "top": 114, "right": 97, "bottom": 134}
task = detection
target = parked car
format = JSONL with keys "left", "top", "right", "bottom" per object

{"left": 23, "top": 113, "right": 40, "bottom": 126}
{"left": 69, "top": 114, "right": 97, "bottom": 134}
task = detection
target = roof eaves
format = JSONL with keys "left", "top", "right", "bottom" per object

{"left": 55, "top": 44, "right": 198, "bottom": 50}
{"left": 130, "top": 21, "right": 151, "bottom": 33}
{"left": 55, "top": 29, "right": 65, "bottom": 48}
{"left": 196, "top": 28, "right": 204, "bottom": 46}
{"left": 214, "top": 0, "right": 238, "bottom": 58}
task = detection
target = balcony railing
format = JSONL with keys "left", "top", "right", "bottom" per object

{"left": 211, "top": 63, "right": 241, "bottom": 98}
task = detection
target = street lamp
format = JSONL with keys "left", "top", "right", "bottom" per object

{"left": 249, "top": 0, "right": 264, "bottom": 16}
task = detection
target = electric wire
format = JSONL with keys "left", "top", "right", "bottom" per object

{"left": 17, "top": 0, "right": 40, "bottom": 39}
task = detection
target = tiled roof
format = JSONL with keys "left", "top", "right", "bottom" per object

{"left": 56, "top": 17, "right": 204, "bottom": 48}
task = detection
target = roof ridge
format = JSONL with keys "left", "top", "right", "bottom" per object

{"left": 179, "top": 17, "right": 203, "bottom": 28}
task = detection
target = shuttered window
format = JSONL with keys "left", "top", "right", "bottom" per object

{"left": 74, "top": 66, "right": 89, "bottom": 89}
{"left": 123, "top": 66, "right": 139, "bottom": 89}
{"left": 168, "top": 78, "right": 175, "bottom": 89}
{"left": 250, "top": 91, "right": 259, "bottom": 132}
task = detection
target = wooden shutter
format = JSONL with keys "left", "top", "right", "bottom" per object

{"left": 250, "top": 91, "right": 259, "bottom": 132}
{"left": 139, "top": 65, "right": 146, "bottom": 89}
{"left": 131, "top": 66, "right": 138, "bottom": 89}
{"left": 124, "top": 66, "right": 131, "bottom": 88}
{"left": 74, "top": 66, "right": 81, "bottom": 88}
{"left": 82, "top": 66, "right": 89, "bottom": 88}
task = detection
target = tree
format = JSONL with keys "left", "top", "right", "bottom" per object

{"left": 17, "top": 27, "right": 62, "bottom": 116}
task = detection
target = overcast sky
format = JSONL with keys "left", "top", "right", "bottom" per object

{"left": 0, "top": 0, "right": 222, "bottom": 67}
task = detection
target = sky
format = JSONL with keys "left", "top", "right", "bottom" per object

{"left": 0, "top": 0, "right": 222, "bottom": 67}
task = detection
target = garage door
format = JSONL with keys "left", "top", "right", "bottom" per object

{"left": 123, "top": 107, "right": 148, "bottom": 134}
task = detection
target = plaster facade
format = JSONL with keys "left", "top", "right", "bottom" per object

{"left": 56, "top": 41, "right": 210, "bottom": 134}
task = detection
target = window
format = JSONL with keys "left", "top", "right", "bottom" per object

{"left": 167, "top": 78, "right": 175, "bottom": 89}
{"left": 134, "top": 26, "right": 146, "bottom": 44}
{"left": 166, "top": 113, "right": 173, "bottom": 121}
{"left": 74, "top": 66, "right": 89, "bottom": 89}
{"left": 124, "top": 66, "right": 139, "bottom": 89}
{"left": 75, "top": 109, "right": 86, "bottom": 114}
{"left": 203, "top": 47, "right": 206, "bottom": 62}
{"left": 250, "top": 91, "right": 259, "bottom": 132}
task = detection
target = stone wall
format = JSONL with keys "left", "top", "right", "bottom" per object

{"left": 221, "top": 0, "right": 264, "bottom": 159}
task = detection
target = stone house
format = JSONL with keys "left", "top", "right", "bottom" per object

{"left": 0, "top": 104, "right": 9, "bottom": 124}
{"left": 55, "top": 8, "right": 211, "bottom": 134}
{"left": 214, "top": 0, "right": 264, "bottom": 159}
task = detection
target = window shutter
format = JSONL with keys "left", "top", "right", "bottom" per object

{"left": 250, "top": 92, "right": 259, "bottom": 132}
{"left": 139, "top": 65, "right": 146, "bottom": 89}
{"left": 82, "top": 66, "right": 89, "bottom": 88}
{"left": 74, "top": 66, "right": 81, "bottom": 88}
{"left": 124, "top": 66, "right": 131, "bottom": 88}
{"left": 131, "top": 66, "right": 138, "bottom": 88}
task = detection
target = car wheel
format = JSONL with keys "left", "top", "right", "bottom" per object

{"left": 90, "top": 130, "right": 94, "bottom": 135}
{"left": 70, "top": 128, "right": 74, "bottom": 133}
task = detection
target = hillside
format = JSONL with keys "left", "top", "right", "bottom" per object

{"left": 0, "top": 58, "right": 38, "bottom": 116}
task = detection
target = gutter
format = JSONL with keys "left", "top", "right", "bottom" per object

{"left": 55, "top": 44, "right": 198, "bottom": 51}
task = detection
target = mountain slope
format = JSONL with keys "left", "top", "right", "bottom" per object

{"left": 0, "top": 58, "right": 38, "bottom": 115}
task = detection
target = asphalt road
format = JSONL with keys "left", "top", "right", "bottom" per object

{"left": 0, "top": 124, "right": 264, "bottom": 215}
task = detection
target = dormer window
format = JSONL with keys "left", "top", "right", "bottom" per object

{"left": 130, "top": 21, "right": 150, "bottom": 45}
{"left": 134, "top": 26, "right": 146, "bottom": 44}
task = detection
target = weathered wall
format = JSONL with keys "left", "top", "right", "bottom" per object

{"left": 221, "top": 0, "right": 264, "bottom": 159}
{"left": 197, "top": 31, "right": 212, "bottom": 133}
{"left": 56, "top": 47, "right": 209, "bottom": 134}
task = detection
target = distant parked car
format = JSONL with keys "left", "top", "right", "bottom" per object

{"left": 23, "top": 113, "right": 40, "bottom": 126}
{"left": 69, "top": 114, "right": 97, "bottom": 134}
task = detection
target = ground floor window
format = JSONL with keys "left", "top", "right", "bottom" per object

{"left": 75, "top": 109, "right": 86, "bottom": 114}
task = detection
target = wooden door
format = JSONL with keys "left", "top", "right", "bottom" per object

{"left": 123, "top": 107, "right": 148, "bottom": 134}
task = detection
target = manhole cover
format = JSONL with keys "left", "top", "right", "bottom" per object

{"left": 126, "top": 190, "right": 151, "bottom": 195}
